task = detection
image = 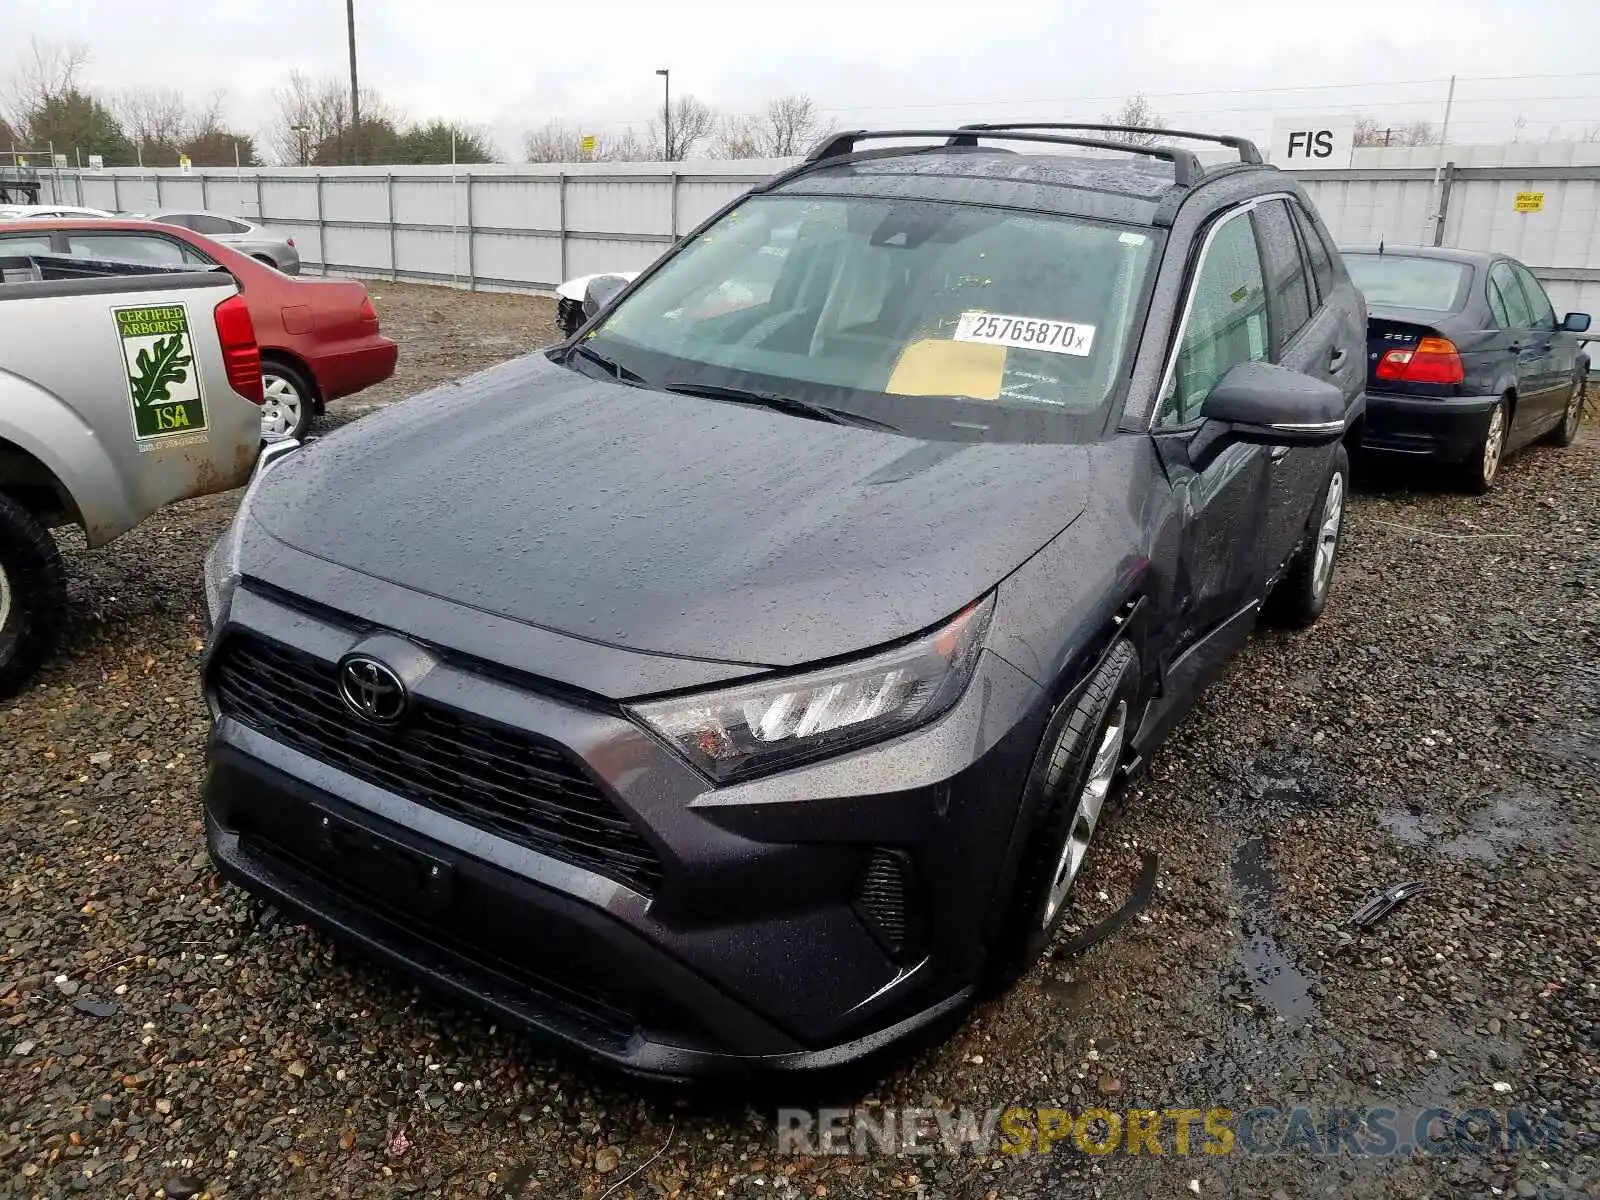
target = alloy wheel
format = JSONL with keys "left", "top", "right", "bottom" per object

{"left": 260, "top": 373, "right": 304, "bottom": 441}
{"left": 1482, "top": 403, "right": 1506, "bottom": 487}
{"left": 1312, "top": 470, "right": 1345, "bottom": 598}
{"left": 1042, "top": 700, "right": 1127, "bottom": 928}
{"left": 1563, "top": 381, "right": 1584, "bottom": 440}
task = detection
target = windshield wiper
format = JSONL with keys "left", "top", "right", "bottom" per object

{"left": 567, "top": 342, "right": 646, "bottom": 386}
{"left": 660, "top": 381, "right": 896, "bottom": 430}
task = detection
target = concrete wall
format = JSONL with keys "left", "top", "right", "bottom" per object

{"left": 39, "top": 144, "right": 1600, "bottom": 317}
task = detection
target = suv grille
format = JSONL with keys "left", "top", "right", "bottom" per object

{"left": 212, "top": 634, "right": 664, "bottom": 895}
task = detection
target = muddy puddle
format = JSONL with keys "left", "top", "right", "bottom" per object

{"left": 1378, "top": 790, "right": 1569, "bottom": 865}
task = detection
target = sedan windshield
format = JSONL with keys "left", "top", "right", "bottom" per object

{"left": 586, "top": 194, "right": 1158, "bottom": 436}
{"left": 1345, "top": 254, "right": 1469, "bottom": 312}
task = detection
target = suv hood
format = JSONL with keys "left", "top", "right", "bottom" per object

{"left": 250, "top": 354, "right": 1090, "bottom": 668}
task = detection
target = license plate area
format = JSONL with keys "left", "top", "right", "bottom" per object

{"left": 304, "top": 809, "right": 455, "bottom": 916}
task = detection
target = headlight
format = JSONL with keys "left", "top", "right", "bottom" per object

{"left": 202, "top": 438, "right": 303, "bottom": 630}
{"left": 202, "top": 527, "right": 241, "bottom": 631}
{"left": 632, "top": 596, "right": 994, "bottom": 782}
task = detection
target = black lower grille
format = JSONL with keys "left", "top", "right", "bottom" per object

{"left": 212, "top": 634, "right": 664, "bottom": 894}
{"left": 853, "top": 848, "right": 919, "bottom": 959}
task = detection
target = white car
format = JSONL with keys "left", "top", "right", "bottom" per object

{"left": 0, "top": 204, "right": 115, "bottom": 220}
{"left": 555, "top": 271, "right": 640, "bottom": 336}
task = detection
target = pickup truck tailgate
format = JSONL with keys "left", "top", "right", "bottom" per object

{"left": 0, "top": 269, "right": 262, "bottom": 546}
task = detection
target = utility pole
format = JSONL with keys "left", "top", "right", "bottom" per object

{"left": 346, "top": 0, "right": 361, "bottom": 165}
{"left": 656, "top": 68, "right": 671, "bottom": 161}
{"left": 1424, "top": 74, "right": 1457, "bottom": 246}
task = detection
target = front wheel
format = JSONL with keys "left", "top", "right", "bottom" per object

{"left": 0, "top": 493, "right": 67, "bottom": 699}
{"left": 1264, "top": 442, "right": 1349, "bottom": 628}
{"left": 1544, "top": 376, "right": 1586, "bottom": 447}
{"left": 260, "top": 359, "right": 315, "bottom": 442}
{"left": 986, "top": 640, "right": 1140, "bottom": 985}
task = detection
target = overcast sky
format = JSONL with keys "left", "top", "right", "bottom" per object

{"left": 12, "top": 0, "right": 1600, "bottom": 160}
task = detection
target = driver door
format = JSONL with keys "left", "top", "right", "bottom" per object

{"left": 1151, "top": 205, "right": 1275, "bottom": 670}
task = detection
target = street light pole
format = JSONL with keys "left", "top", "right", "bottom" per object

{"left": 291, "top": 124, "right": 310, "bottom": 167}
{"left": 346, "top": 0, "right": 362, "bottom": 165}
{"left": 655, "top": 68, "right": 671, "bottom": 161}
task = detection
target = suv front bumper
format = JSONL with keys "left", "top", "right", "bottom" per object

{"left": 202, "top": 584, "right": 1045, "bottom": 1077}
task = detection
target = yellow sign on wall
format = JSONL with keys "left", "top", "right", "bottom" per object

{"left": 1514, "top": 191, "right": 1545, "bottom": 213}
{"left": 579, "top": 134, "right": 598, "bottom": 157}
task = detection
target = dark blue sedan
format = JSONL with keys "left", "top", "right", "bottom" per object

{"left": 1344, "top": 246, "right": 1590, "bottom": 491}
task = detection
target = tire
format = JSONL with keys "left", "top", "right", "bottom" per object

{"left": 0, "top": 492, "right": 67, "bottom": 700}
{"left": 260, "top": 358, "right": 316, "bottom": 442}
{"left": 1460, "top": 395, "right": 1510, "bottom": 494}
{"left": 251, "top": 254, "right": 278, "bottom": 269}
{"left": 1544, "top": 376, "right": 1585, "bottom": 448}
{"left": 985, "top": 640, "right": 1140, "bottom": 985}
{"left": 1264, "top": 442, "right": 1349, "bottom": 629}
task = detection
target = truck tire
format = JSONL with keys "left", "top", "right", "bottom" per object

{"left": 0, "top": 492, "right": 66, "bottom": 699}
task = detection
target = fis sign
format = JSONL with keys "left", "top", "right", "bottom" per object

{"left": 1269, "top": 117, "right": 1355, "bottom": 169}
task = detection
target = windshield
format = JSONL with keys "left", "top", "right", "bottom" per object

{"left": 1346, "top": 254, "right": 1468, "bottom": 312}
{"left": 585, "top": 194, "right": 1158, "bottom": 438}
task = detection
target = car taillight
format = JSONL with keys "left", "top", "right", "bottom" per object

{"left": 214, "top": 294, "right": 263, "bottom": 404}
{"left": 1375, "top": 336, "right": 1464, "bottom": 385}
{"left": 286, "top": 237, "right": 296, "bottom": 248}
{"left": 358, "top": 295, "right": 378, "bottom": 324}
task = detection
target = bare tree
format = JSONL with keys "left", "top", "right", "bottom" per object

{"left": 649, "top": 95, "right": 715, "bottom": 160}
{"left": 523, "top": 120, "right": 649, "bottom": 163}
{"left": 1398, "top": 119, "right": 1437, "bottom": 147}
{"left": 715, "top": 94, "right": 832, "bottom": 158}
{"left": 1352, "top": 115, "right": 1385, "bottom": 147}
{"left": 4, "top": 36, "right": 90, "bottom": 137}
{"left": 269, "top": 71, "right": 394, "bottom": 165}
{"left": 1579, "top": 125, "right": 1600, "bottom": 144}
{"left": 1102, "top": 94, "right": 1167, "bottom": 145}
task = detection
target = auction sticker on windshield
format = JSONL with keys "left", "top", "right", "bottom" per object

{"left": 955, "top": 312, "right": 1096, "bottom": 357}
{"left": 113, "top": 304, "right": 209, "bottom": 442}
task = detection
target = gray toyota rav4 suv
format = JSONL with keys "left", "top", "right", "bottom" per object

{"left": 202, "top": 124, "right": 1366, "bottom": 1078}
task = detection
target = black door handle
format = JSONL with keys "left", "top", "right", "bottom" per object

{"left": 1328, "top": 347, "right": 1347, "bottom": 371}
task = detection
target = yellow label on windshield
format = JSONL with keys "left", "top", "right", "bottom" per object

{"left": 887, "top": 339, "right": 1006, "bottom": 400}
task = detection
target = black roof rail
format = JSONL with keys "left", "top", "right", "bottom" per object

{"left": 804, "top": 128, "right": 1204, "bottom": 187}
{"left": 949, "top": 122, "right": 1264, "bottom": 165}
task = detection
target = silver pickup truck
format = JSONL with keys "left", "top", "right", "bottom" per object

{"left": 0, "top": 253, "right": 265, "bottom": 695}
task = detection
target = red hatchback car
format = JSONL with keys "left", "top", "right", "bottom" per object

{"left": 0, "top": 218, "right": 398, "bottom": 440}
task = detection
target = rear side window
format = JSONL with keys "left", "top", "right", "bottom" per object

{"left": 1252, "top": 200, "right": 1314, "bottom": 349}
{"left": 189, "top": 214, "right": 244, "bottom": 236}
{"left": 1488, "top": 262, "right": 1533, "bottom": 328}
{"left": 1290, "top": 201, "right": 1339, "bottom": 301}
{"left": 1161, "top": 211, "right": 1270, "bottom": 425}
{"left": 1510, "top": 263, "right": 1556, "bottom": 331}
{"left": 1346, "top": 255, "right": 1469, "bottom": 312}
{"left": 67, "top": 233, "right": 189, "bottom": 267}
{"left": 156, "top": 213, "right": 199, "bottom": 230}
{"left": 0, "top": 233, "right": 54, "bottom": 255}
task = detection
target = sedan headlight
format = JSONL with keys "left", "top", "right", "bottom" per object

{"left": 632, "top": 596, "right": 994, "bottom": 782}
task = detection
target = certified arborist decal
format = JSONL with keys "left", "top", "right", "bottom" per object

{"left": 114, "top": 304, "right": 209, "bottom": 440}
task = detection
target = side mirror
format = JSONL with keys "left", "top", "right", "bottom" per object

{"left": 1561, "top": 312, "right": 1591, "bottom": 333}
{"left": 582, "top": 273, "right": 631, "bottom": 322}
{"left": 1200, "top": 360, "right": 1347, "bottom": 446}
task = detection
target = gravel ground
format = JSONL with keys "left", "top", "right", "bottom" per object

{"left": 1, "top": 284, "right": 1596, "bottom": 1198}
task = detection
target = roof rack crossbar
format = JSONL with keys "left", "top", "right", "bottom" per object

{"left": 805, "top": 128, "right": 1204, "bottom": 187}
{"left": 950, "top": 122, "right": 1264, "bottom": 165}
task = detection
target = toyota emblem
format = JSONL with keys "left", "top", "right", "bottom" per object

{"left": 338, "top": 655, "right": 407, "bottom": 724}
